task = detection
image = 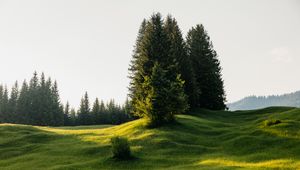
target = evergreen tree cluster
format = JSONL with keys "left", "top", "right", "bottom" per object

{"left": 64, "top": 93, "right": 132, "bottom": 126}
{"left": 0, "top": 72, "right": 132, "bottom": 126}
{"left": 0, "top": 72, "right": 63, "bottom": 126}
{"left": 129, "top": 13, "right": 226, "bottom": 126}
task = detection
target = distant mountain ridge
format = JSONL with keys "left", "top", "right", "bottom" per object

{"left": 227, "top": 91, "right": 300, "bottom": 111}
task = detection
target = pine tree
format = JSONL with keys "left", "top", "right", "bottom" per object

{"left": 92, "top": 98, "right": 101, "bottom": 124}
{"left": 37, "top": 73, "right": 51, "bottom": 125}
{"left": 51, "top": 81, "right": 64, "bottom": 126}
{"left": 69, "top": 108, "right": 77, "bottom": 126}
{"left": 0, "top": 85, "right": 4, "bottom": 122}
{"left": 129, "top": 13, "right": 188, "bottom": 126}
{"left": 164, "top": 15, "right": 199, "bottom": 109}
{"left": 136, "top": 63, "right": 188, "bottom": 126}
{"left": 78, "top": 92, "right": 90, "bottom": 125}
{"left": 128, "top": 19, "right": 147, "bottom": 115}
{"left": 1, "top": 86, "right": 9, "bottom": 122}
{"left": 17, "top": 80, "right": 29, "bottom": 124}
{"left": 28, "top": 71, "right": 40, "bottom": 125}
{"left": 186, "top": 24, "right": 226, "bottom": 110}
{"left": 8, "top": 81, "right": 19, "bottom": 123}
{"left": 63, "top": 102, "right": 70, "bottom": 125}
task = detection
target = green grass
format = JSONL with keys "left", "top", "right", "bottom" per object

{"left": 1, "top": 107, "right": 300, "bottom": 169}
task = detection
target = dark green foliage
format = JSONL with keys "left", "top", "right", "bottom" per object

{"left": 264, "top": 119, "right": 282, "bottom": 127}
{"left": 0, "top": 72, "right": 133, "bottom": 126}
{"left": 186, "top": 24, "right": 226, "bottom": 110}
{"left": 137, "top": 63, "right": 188, "bottom": 127}
{"left": 129, "top": 13, "right": 188, "bottom": 127}
{"left": 78, "top": 92, "right": 91, "bottom": 125}
{"left": 0, "top": 72, "right": 64, "bottom": 126}
{"left": 164, "top": 15, "right": 199, "bottom": 109}
{"left": 111, "top": 136, "right": 131, "bottom": 159}
{"left": 0, "top": 85, "right": 9, "bottom": 122}
{"left": 8, "top": 82, "right": 19, "bottom": 122}
{"left": 63, "top": 102, "right": 71, "bottom": 126}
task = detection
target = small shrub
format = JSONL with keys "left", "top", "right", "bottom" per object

{"left": 264, "top": 119, "right": 282, "bottom": 127}
{"left": 111, "top": 136, "right": 131, "bottom": 159}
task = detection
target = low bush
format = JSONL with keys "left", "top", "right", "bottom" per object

{"left": 264, "top": 119, "right": 282, "bottom": 127}
{"left": 111, "top": 136, "right": 131, "bottom": 159}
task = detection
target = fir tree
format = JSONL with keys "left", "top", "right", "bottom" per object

{"left": 136, "top": 63, "right": 188, "bottom": 126}
{"left": 128, "top": 19, "right": 147, "bottom": 115}
{"left": 63, "top": 102, "right": 70, "bottom": 125}
{"left": 92, "top": 98, "right": 101, "bottom": 124}
{"left": 78, "top": 92, "right": 90, "bottom": 125}
{"left": 1, "top": 86, "right": 9, "bottom": 122}
{"left": 17, "top": 80, "right": 29, "bottom": 124}
{"left": 8, "top": 81, "right": 19, "bottom": 122}
{"left": 129, "top": 13, "right": 188, "bottom": 126}
{"left": 51, "top": 81, "right": 64, "bottom": 126}
{"left": 164, "top": 15, "right": 199, "bottom": 109}
{"left": 186, "top": 24, "right": 226, "bottom": 110}
{"left": 0, "top": 85, "right": 4, "bottom": 122}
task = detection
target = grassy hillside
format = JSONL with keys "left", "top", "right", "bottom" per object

{"left": 1, "top": 107, "right": 300, "bottom": 169}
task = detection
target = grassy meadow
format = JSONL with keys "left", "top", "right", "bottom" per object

{"left": 1, "top": 107, "right": 300, "bottom": 169}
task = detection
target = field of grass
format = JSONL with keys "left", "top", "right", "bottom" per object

{"left": 1, "top": 107, "right": 300, "bottom": 169}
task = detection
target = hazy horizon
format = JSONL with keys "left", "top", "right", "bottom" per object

{"left": 0, "top": 0, "right": 299, "bottom": 108}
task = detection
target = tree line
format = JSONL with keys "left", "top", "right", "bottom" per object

{"left": 128, "top": 13, "right": 226, "bottom": 127}
{"left": 0, "top": 72, "right": 132, "bottom": 126}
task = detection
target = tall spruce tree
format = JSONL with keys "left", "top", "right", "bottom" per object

{"left": 63, "top": 102, "right": 70, "bottom": 125}
{"left": 137, "top": 62, "right": 188, "bottom": 126}
{"left": 51, "top": 81, "right": 64, "bottom": 126}
{"left": 164, "top": 15, "right": 199, "bottom": 109}
{"left": 17, "top": 80, "right": 29, "bottom": 124}
{"left": 1, "top": 86, "right": 9, "bottom": 122}
{"left": 92, "top": 98, "right": 101, "bottom": 124}
{"left": 129, "top": 13, "right": 188, "bottom": 126}
{"left": 78, "top": 92, "right": 90, "bottom": 125}
{"left": 28, "top": 71, "right": 39, "bottom": 125}
{"left": 128, "top": 19, "right": 147, "bottom": 115}
{"left": 37, "top": 73, "right": 51, "bottom": 125}
{"left": 0, "top": 85, "right": 4, "bottom": 122}
{"left": 8, "top": 81, "right": 19, "bottom": 122}
{"left": 186, "top": 24, "right": 226, "bottom": 110}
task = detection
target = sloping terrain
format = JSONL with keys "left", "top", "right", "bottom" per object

{"left": 1, "top": 107, "right": 300, "bottom": 169}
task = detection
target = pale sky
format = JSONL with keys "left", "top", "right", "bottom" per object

{"left": 0, "top": 0, "right": 299, "bottom": 108}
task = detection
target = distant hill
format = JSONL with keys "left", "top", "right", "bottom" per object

{"left": 227, "top": 91, "right": 300, "bottom": 111}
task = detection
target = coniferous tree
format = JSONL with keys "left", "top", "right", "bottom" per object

{"left": 63, "top": 102, "right": 70, "bottom": 125}
{"left": 37, "top": 73, "right": 51, "bottom": 125}
{"left": 17, "top": 80, "right": 29, "bottom": 124}
{"left": 1, "top": 86, "right": 9, "bottom": 122}
{"left": 69, "top": 108, "right": 77, "bottom": 126}
{"left": 92, "top": 98, "right": 101, "bottom": 124}
{"left": 8, "top": 81, "right": 19, "bottom": 122}
{"left": 51, "top": 81, "right": 64, "bottom": 126}
{"left": 129, "top": 13, "right": 188, "bottom": 126}
{"left": 186, "top": 24, "right": 226, "bottom": 110}
{"left": 164, "top": 15, "right": 199, "bottom": 109}
{"left": 28, "top": 71, "right": 39, "bottom": 125}
{"left": 78, "top": 92, "right": 90, "bottom": 125}
{"left": 128, "top": 19, "right": 147, "bottom": 115}
{"left": 137, "top": 63, "right": 188, "bottom": 126}
{"left": 0, "top": 85, "right": 4, "bottom": 122}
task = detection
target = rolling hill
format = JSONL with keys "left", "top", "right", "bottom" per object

{"left": 228, "top": 91, "right": 300, "bottom": 111}
{"left": 1, "top": 107, "right": 300, "bottom": 169}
